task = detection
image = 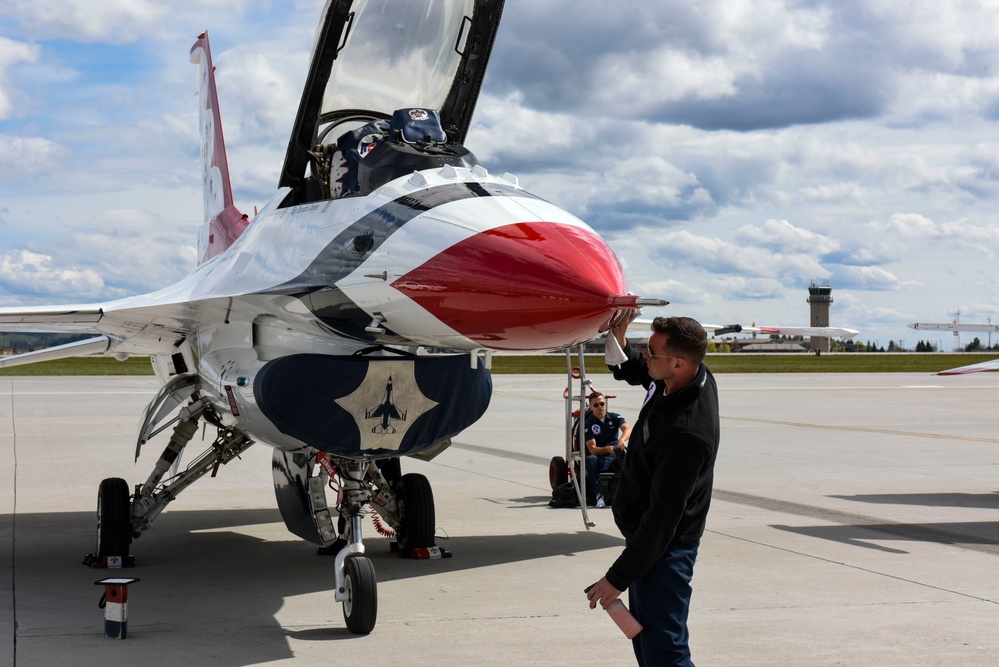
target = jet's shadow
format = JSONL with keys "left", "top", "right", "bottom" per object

{"left": 830, "top": 492, "right": 999, "bottom": 510}
{"left": 770, "top": 492, "right": 999, "bottom": 554}
{"left": 8, "top": 507, "right": 622, "bottom": 664}
{"left": 771, "top": 520, "right": 999, "bottom": 555}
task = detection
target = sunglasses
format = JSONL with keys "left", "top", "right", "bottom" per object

{"left": 591, "top": 402, "right": 606, "bottom": 407}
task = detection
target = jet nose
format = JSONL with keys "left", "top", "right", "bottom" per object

{"left": 391, "top": 221, "right": 637, "bottom": 350}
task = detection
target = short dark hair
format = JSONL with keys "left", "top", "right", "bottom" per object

{"left": 587, "top": 392, "right": 604, "bottom": 403}
{"left": 651, "top": 316, "right": 707, "bottom": 365}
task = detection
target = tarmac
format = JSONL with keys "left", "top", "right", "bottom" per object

{"left": 2, "top": 371, "right": 999, "bottom": 666}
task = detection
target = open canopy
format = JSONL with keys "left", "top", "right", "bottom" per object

{"left": 279, "top": 0, "right": 504, "bottom": 195}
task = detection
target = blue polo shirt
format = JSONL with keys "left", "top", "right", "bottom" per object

{"left": 584, "top": 412, "right": 627, "bottom": 452}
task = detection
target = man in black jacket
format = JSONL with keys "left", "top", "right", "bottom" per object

{"left": 586, "top": 314, "right": 720, "bottom": 666}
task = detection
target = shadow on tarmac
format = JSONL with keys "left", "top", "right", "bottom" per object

{"left": 771, "top": 520, "right": 999, "bottom": 555}
{"left": 11, "top": 507, "right": 624, "bottom": 664}
{"left": 830, "top": 492, "right": 999, "bottom": 509}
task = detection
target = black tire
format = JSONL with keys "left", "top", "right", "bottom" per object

{"left": 97, "top": 477, "right": 131, "bottom": 558}
{"left": 396, "top": 473, "right": 435, "bottom": 554}
{"left": 549, "top": 456, "right": 568, "bottom": 489}
{"left": 342, "top": 556, "right": 377, "bottom": 634}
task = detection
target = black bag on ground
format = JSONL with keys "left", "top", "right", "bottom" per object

{"left": 549, "top": 481, "right": 580, "bottom": 507}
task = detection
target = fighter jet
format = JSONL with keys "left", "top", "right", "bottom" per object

{"left": 0, "top": 0, "right": 665, "bottom": 634}
{"left": 365, "top": 376, "right": 407, "bottom": 434}
{"left": 619, "top": 320, "right": 859, "bottom": 341}
{"left": 908, "top": 321, "right": 999, "bottom": 374}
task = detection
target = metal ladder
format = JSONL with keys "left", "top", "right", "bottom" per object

{"left": 564, "top": 344, "right": 595, "bottom": 529}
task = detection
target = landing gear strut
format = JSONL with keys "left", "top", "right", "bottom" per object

{"left": 296, "top": 455, "right": 439, "bottom": 634}
{"left": 332, "top": 460, "right": 378, "bottom": 634}
{"left": 89, "top": 399, "right": 254, "bottom": 565}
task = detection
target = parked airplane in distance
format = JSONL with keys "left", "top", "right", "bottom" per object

{"left": 622, "top": 320, "right": 859, "bottom": 341}
{"left": 908, "top": 321, "right": 999, "bottom": 374}
{"left": 0, "top": 0, "right": 665, "bottom": 634}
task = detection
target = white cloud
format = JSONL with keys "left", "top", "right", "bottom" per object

{"left": 470, "top": 91, "right": 581, "bottom": 162}
{"left": 59, "top": 210, "right": 199, "bottom": 295}
{"left": 592, "top": 49, "right": 739, "bottom": 113}
{"left": 1, "top": 0, "right": 171, "bottom": 42}
{"left": 632, "top": 278, "right": 710, "bottom": 306}
{"left": 734, "top": 218, "right": 839, "bottom": 255}
{"left": 212, "top": 41, "right": 310, "bottom": 147}
{"left": 883, "top": 212, "right": 937, "bottom": 236}
{"left": 880, "top": 212, "right": 999, "bottom": 259}
{"left": 0, "top": 37, "right": 40, "bottom": 118}
{"left": 827, "top": 265, "right": 902, "bottom": 291}
{"left": 719, "top": 276, "right": 785, "bottom": 301}
{"left": 0, "top": 249, "right": 104, "bottom": 298}
{"left": 0, "top": 135, "right": 66, "bottom": 179}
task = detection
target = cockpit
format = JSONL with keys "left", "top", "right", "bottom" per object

{"left": 278, "top": 0, "right": 503, "bottom": 206}
{"left": 307, "top": 107, "right": 480, "bottom": 201}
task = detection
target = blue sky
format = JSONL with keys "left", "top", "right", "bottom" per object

{"left": 3, "top": 1, "right": 999, "bottom": 350}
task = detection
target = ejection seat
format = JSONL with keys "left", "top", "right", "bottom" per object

{"left": 316, "top": 108, "right": 481, "bottom": 200}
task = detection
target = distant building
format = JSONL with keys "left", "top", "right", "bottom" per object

{"left": 807, "top": 283, "right": 833, "bottom": 353}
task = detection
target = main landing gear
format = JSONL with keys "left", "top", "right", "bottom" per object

{"left": 89, "top": 387, "right": 439, "bottom": 635}
{"left": 96, "top": 477, "right": 131, "bottom": 559}
{"left": 88, "top": 397, "right": 254, "bottom": 564}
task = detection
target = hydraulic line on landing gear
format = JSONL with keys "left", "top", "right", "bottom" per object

{"left": 130, "top": 399, "right": 253, "bottom": 537}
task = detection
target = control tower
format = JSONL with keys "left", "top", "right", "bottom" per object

{"left": 807, "top": 283, "right": 833, "bottom": 352}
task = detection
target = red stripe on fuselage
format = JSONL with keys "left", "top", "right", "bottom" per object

{"left": 392, "top": 222, "right": 628, "bottom": 350}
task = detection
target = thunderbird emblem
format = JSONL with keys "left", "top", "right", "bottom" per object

{"left": 334, "top": 361, "right": 438, "bottom": 451}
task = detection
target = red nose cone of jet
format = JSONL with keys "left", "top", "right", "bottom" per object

{"left": 392, "top": 222, "right": 631, "bottom": 350}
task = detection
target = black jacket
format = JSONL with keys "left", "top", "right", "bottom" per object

{"left": 605, "top": 343, "right": 720, "bottom": 592}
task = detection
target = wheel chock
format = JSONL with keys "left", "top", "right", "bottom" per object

{"left": 392, "top": 543, "right": 451, "bottom": 559}
{"left": 408, "top": 546, "right": 451, "bottom": 559}
{"left": 95, "top": 577, "right": 140, "bottom": 639}
{"left": 83, "top": 553, "right": 136, "bottom": 569}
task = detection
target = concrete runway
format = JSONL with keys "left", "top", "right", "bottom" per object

{"left": 2, "top": 372, "right": 999, "bottom": 666}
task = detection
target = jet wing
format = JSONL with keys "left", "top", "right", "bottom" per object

{"left": 0, "top": 336, "right": 112, "bottom": 369}
{"left": 908, "top": 322, "right": 999, "bottom": 334}
{"left": 0, "top": 304, "right": 104, "bottom": 332}
{"left": 369, "top": 404, "right": 404, "bottom": 420}
{"left": 743, "top": 325, "right": 860, "bottom": 340}
{"left": 0, "top": 291, "right": 231, "bottom": 359}
{"left": 937, "top": 358, "right": 999, "bottom": 375}
{"left": 907, "top": 322, "right": 999, "bottom": 374}
{"left": 619, "top": 319, "right": 858, "bottom": 340}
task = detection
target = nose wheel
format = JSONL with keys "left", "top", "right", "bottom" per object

{"left": 342, "top": 555, "right": 377, "bottom": 634}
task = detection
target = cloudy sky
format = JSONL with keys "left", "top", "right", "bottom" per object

{"left": 3, "top": 1, "right": 999, "bottom": 351}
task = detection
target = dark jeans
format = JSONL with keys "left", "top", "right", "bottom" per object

{"left": 629, "top": 539, "right": 700, "bottom": 666}
{"left": 586, "top": 453, "right": 615, "bottom": 500}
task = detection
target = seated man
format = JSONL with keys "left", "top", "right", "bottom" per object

{"left": 584, "top": 392, "right": 631, "bottom": 508}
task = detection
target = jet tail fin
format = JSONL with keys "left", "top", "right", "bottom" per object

{"left": 190, "top": 31, "right": 248, "bottom": 263}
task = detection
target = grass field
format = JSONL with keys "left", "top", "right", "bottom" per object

{"left": 0, "top": 357, "right": 154, "bottom": 376}
{"left": 1, "top": 353, "right": 996, "bottom": 375}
